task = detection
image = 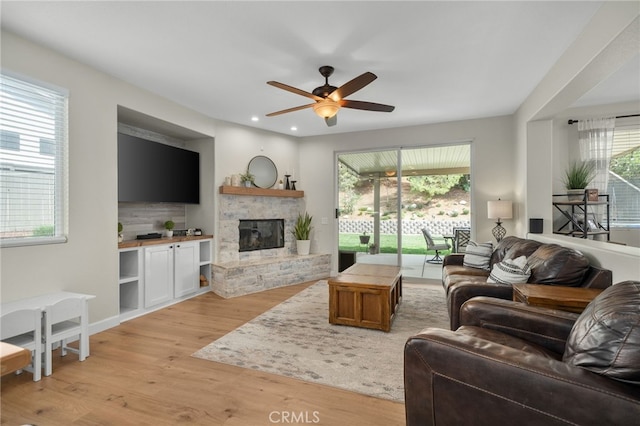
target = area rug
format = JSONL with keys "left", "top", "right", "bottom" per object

{"left": 192, "top": 280, "right": 448, "bottom": 402}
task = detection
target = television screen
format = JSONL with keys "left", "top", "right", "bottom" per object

{"left": 118, "top": 133, "right": 200, "bottom": 204}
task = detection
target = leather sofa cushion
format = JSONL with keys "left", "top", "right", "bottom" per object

{"left": 456, "top": 326, "right": 560, "bottom": 360}
{"left": 489, "top": 236, "right": 541, "bottom": 267}
{"left": 564, "top": 281, "right": 640, "bottom": 385}
{"left": 443, "top": 264, "right": 491, "bottom": 279}
{"left": 527, "top": 244, "right": 589, "bottom": 286}
{"left": 502, "top": 239, "right": 543, "bottom": 262}
{"left": 443, "top": 270, "right": 490, "bottom": 291}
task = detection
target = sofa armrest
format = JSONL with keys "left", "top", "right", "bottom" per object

{"left": 582, "top": 265, "right": 613, "bottom": 289}
{"left": 443, "top": 253, "right": 464, "bottom": 267}
{"left": 460, "top": 296, "right": 579, "bottom": 354}
{"left": 447, "top": 282, "right": 513, "bottom": 330}
{"left": 404, "top": 329, "right": 640, "bottom": 426}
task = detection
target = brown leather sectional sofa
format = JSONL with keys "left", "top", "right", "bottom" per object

{"left": 442, "top": 236, "right": 612, "bottom": 330}
{"left": 404, "top": 281, "right": 640, "bottom": 426}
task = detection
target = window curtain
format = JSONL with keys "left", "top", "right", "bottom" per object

{"left": 577, "top": 117, "right": 615, "bottom": 237}
{"left": 578, "top": 117, "right": 616, "bottom": 192}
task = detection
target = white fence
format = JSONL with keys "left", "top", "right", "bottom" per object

{"left": 339, "top": 219, "right": 470, "bottom": 236}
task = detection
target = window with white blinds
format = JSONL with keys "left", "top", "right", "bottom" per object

{"left": 0, "top": 72, "right": 68, "bottom": 246}
{"left": 608, "top": 120, "right": 640, "bottom": 227}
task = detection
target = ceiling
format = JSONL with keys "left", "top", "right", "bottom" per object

{"left": 2, "top": 1, "right": 638, "bottom": 138}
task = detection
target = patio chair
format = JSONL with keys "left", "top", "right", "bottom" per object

{"left": 453, "top": 227, "right": 471, "bottom": 253}
{"left": 421, "top": 228, "right": 451, "bottom": 275}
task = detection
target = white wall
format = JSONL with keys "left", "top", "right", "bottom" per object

{"left": 0, "top": 31, "right": 217, "bottom": 328}
{"left": 299, "top": 116, "right": 515, "bottom": 273}
{"left": 0, "top": 31, "right": 301, "bottom": 328}
{"left": 211, "top": 121, "right": 299, "bottom": 261}
{"left": 515, "top": 4, "right": 640, "bottom": 281}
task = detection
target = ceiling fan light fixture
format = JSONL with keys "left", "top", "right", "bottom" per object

{"left": 313, "top": 99, "right": 340, "bottom": 119}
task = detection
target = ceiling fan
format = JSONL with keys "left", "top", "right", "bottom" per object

{"left": 266, "top": 66, "right": 395, "bottom": 127}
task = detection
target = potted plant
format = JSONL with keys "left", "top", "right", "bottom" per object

{"left": 563, "top": 161, "right": 596, "bottom": 200}
{"left": 118, "top": 222, "right": 124, "bottom": 243}
{"left": 359, "top": 231, "right": 370, "bottom": 245}
{"left": 164, "top": 220, "right": 175, "bottom": 237}
{"left": 292, "top": 212, "right": 313, "bottom": 255}
{"left": 369, "top": 243, "right": 378, "bottom": 255}
{"left": 240, "top": 171, "right": 255, "bottom": 188}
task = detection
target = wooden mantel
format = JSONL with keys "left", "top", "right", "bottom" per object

{"left": 219, "top": 186, "right": 304, "bottom": 198}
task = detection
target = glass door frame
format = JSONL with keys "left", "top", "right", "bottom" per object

{"left": 335, "top": 147, "right": 403, "bottom": 268}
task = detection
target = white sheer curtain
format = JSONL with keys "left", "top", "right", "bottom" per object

{"left": 578, "top": 117, "right": 616, "bottom": 192}
{"left": 578, "top": 117, "right": 615, "bottom": 237}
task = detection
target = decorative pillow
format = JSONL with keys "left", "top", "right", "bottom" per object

{"left": 463, "top": 241, "right": 493, "bottom": 271}
{"left": 563, "top": 281, "right": 640, "bottom": 385}
{"left": 487, "top": 255, "right": 531, "bottom": 285}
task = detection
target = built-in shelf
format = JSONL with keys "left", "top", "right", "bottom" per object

{"left": 118, "top": 237, "right": 213, "bottom": 322}
{"left": 219, "top": 185, "right": 304, "bottom": 198}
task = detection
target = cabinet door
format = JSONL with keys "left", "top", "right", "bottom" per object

{"left": 174, "top": 241, "right": 199, "bottom": 298}
{"left": 144, "top": 244, "right": 174, "bottom": 308}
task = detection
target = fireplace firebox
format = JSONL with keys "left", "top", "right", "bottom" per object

{"left": 238, "top": 219, "right": 285, "bottom": 252}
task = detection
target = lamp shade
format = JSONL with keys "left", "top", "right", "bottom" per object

{"left": 313, "top": 99, "right": 340, "bottom": 118}
{"left": 487, "top": 200, "right": 512, "bottom": 220}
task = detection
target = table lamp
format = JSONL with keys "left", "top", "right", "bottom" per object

{"left": 487, "top": 199, "right": 512, "bottom": 242}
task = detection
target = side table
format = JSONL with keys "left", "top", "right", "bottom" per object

{"left": 512, "top": 283, "right": 604, "bottom": 314}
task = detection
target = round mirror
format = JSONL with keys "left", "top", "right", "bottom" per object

{"left": 248, "top": 155, "right": 278, "bottom": 188}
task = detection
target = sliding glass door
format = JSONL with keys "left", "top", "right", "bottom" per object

{"left": 337, "top": 149, "right": 401, "bottom": 270}
{"left": 337, "top": 143, "right": 471, "bottom": 280}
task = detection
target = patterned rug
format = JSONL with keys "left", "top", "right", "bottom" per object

{"left": 192, "top": 280, "right": 449, "bottom": 402}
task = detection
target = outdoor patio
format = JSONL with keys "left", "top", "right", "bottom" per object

{"left": 354, "top": 252, "right": 443, "bottom": 283}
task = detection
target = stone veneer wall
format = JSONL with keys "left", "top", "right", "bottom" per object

{"left": 212, "top": 254, "right": 331, "bottom": 298}
{"left": 213, "top": 193, "right": 331, "bottom": 297}
{"left": 217, "top": 194, "right": 303, "bottom": 263}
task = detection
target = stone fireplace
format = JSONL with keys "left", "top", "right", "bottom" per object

{"left": 212, "top": 191, "right": 331, "bottom": 298}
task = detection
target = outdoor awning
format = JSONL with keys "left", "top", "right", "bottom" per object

{"left": 338, "top": 144, "right": 470, "bottom": 177}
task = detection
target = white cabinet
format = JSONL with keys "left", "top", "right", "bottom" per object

{"left": 119, "top": 237, "right": 212, "bottom": 321}
{"left": 174, "top": 241, "right": 199, "bottom": 298}
{"left": 144, "top": 244, "right": 174, "bottom": 308}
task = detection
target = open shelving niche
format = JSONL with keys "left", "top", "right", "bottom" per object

{"left": 118, "top": 248, "right": 142, "bottom": 318}
{"left": 118, "top": 237, "right": 213, "bottom": 322}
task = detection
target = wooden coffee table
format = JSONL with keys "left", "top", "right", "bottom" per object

{"left": 328, "top": 264, "right": 402, "bottom": 332}
{"left": 512, "top": 283, "right": 604, "bottom": 313}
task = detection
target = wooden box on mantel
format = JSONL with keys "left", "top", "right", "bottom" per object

{"left": 219, "top": 186, "right": 304, "bottom": 198}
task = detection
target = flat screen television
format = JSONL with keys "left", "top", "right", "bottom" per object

{"left": 118, "top": 133, "right": 200, "bottom": 204}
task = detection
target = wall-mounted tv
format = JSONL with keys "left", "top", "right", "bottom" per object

{"left": 118, "top": 133, "right": 200, "bottom": 204}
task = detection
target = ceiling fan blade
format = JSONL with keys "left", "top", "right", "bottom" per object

{"left": 340, "top": 99, "right": 395, "bottom": 112}
{"left": 329, "top": 72, "right": 377, "bottom": 101}
{"left": 266, "top": 103, "right": 315, "bottom": 117}
{"left": 325, "top": 115, "right": 337, "bottom": 127}
{"left": 267, "top": 81, "right": 324, "bottom": 101}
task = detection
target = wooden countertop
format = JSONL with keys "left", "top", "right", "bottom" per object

{"left": 118, "top": 234, "right": 213, "bottom": 249}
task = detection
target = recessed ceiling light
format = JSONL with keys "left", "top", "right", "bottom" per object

{"left": 290, "top": 126, "right": 297, "bottom": 131}
{"left": 251, "top": 116, "right": 259, "bottom": 122}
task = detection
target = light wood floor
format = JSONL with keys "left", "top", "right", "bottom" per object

{"left": 1, "top": 281, "right": 406, "bottom": 425}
